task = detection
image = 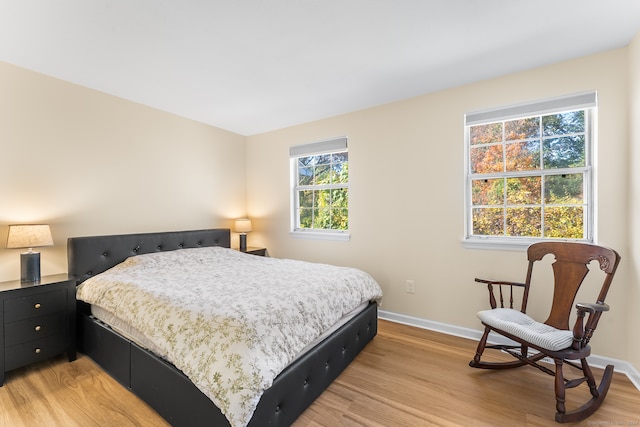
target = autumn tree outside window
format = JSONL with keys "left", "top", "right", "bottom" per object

{"left": 464, "top": 92, "right": 596, "bottom": 250}
{"left": 290, "top": 137, "right": 349, "bottom": 241}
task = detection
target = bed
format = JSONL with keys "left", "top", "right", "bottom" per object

{"left": 67, "top": 228, "right": 381, "bottom": 427}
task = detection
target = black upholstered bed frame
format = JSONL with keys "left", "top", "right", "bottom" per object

{"left": 67, "top": 229, "right": 377, "bottom": 426}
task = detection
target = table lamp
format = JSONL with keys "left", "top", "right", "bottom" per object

{"left": 233, "top": 219, "right": 252, "bottom": 252}
{"left": 6, "top": 224, "right": 54, "bottom": 282}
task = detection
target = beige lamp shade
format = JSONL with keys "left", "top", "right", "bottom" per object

{"left": 233, "top": 219, "right": 252, "bottom": 233}
{"left": 6, "top": 224, "right": 54, "bottom": 250}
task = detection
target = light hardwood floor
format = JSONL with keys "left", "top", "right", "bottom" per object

{"left": 0, "top": 320, "right": 638, "bottom": 426}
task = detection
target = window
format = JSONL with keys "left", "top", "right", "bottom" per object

{"left": 464, "top": 92, "right": 596, "bottom": 249}
{"left": 290, "top": 137, "right": 349, "bottom": 240}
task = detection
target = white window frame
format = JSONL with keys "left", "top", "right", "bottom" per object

{"left": 463, "top": 92, "right": 597, "bottom": 251}
{"left": 289, "top": 137, "right": 350, "bottom": 241}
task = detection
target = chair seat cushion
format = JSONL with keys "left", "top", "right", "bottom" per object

{"left": 477, "top": 308, "right": 574, "bottom": 351}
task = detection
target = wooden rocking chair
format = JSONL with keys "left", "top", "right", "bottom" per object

{"left": 469, "top": 241, "right": 621, "bottom": 423}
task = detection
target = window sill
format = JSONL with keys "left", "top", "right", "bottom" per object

{"left": 462, "top": 237, "right": 592, "bottom": 252}
{"left": 289, "top": 231, "right": 350, "bottom": 241}
{"left": 461, "top": 239, "right": 529, "bottom": 252}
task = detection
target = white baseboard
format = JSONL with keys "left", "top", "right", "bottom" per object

{"left": 378, "top": 309, "right": 640, "bottom": 392}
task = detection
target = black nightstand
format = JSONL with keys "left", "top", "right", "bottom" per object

{"left": 0, "top": 274, "right": 76, "bottom": 386}
{"left": 238, "top": 247, "right": 266, "bottom": 256}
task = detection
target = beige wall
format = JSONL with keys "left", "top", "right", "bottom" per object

{"left": 628, "top": 33, "right": 640, "bottom": 370}
{"left": 247, "top": 48, "right": 633, "bottom": 362}
{"left": 0, "top": 62, "right": 247, "bottom": 282}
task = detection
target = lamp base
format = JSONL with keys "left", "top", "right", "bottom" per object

{"left": 239, "top": 234, "right": 247, "bottom": 252}
{"left": 20, "top": 252, "right": 41, "bottom": 283}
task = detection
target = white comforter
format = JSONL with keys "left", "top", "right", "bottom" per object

{"left": 76, "top": 247, "right": 383, "bottom": 427}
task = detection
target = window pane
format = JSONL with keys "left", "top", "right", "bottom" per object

{"left": 545, "top": 174, "right": 583, "bottom": 204}
{"left": 543, "top": 111, "right": 584, "bottom": 136}
{"left": 506, "top": 207, "right": 541, "bottom": 237}
{"left": 315, "top": 165, "right": 331, "bottom": 184}
{"left": 313, "top": 207, "right": 331, "bottom": 229}
{"left": 472, "top": 178, "right": 504, "bottom": 205}
{"left": 298, "top": 156, "right": 315, "bottom": 167}
{"left": 299, "top": 208, "right": 313, "bottom": 228}
{"left": 470, "top": 145, "right": 503, "bottom": 173}
{"left": 470, "top": 123, "right": 502, "bottom": 145}
{"left": 544, "top": 206, "right": 584, "bottom": 238}
{"left": 505, "top": 140, "right": 540, "bottom": 171}
{"left": 472, "top": 208, "right": 504, "bottom": 236}
{"left": 331, "top": 188, "right": 348, "bottom": 208}
{"left": 299, "top": 190, "right": 314, "bottom": 208}
{"left": 331, "top": 162, "right": 348, "bottom": 184}
{"left": 316, "top": 189, "right": 330, "bottom": 206}
{"left": 331, "top": 208, "right": 349, "bottom": 230}
{"left": 505, "top": 117, "right": 540, "bottom": 141}
{"left": 298, "top": 167, "right": 313, "bottom": 185}
{"left": 332, "top": 152, "right": 348, "bottom": 163}
{"left": 543, "top": 136, "right": 585, "bottom": 168}
{"left": 506, "top": 176, "right": 541, "bottom": 205}
{"left": 315, "top": 154, "right": 331, "bottom": 165}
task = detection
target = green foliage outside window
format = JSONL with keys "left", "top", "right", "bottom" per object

{"left": 469, "top": 110, "right": 587, "bottom": 239}
{"left": 296, "top": 152, "right": 348, "bottom": 231}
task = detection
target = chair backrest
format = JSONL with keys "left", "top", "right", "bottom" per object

{"left": 524, "top": 242, "right": 620, "bottom": 330}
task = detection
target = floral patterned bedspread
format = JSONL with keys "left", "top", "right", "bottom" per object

{"left": 76, "top": 247, "right": 383, "bottom": 427}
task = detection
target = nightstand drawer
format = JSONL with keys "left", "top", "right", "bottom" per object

{"left": 4, "top": 334, "right": 66, "bottom": 371}
{"left": 0, "top": 275, "right": 76, "bottom": 386}
{"left": 4, "top": 313, "right": 66, "bottom": 347}
{"left": 4, "top": 289, "right": 66, "bottom": 322}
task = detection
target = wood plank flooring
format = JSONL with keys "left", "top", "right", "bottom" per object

{"left": 0, "top": 320, "right": 638, "bottom": 426}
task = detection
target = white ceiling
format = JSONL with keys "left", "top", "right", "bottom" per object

{"left": 2, "top": 1, "right": 640, "bottom": 136}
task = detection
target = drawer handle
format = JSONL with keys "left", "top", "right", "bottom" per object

{"left": 34, "top": 325, "right": 42, "bottom": 332}
{"left": 35, "top": 348, "right": 41, "bottom": 354}
{"left": 34, "top": 303, "right": 41, "bottom": 309}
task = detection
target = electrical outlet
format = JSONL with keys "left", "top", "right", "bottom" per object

{"left": 405, "top": 280, "right": 415, "bottom": 294}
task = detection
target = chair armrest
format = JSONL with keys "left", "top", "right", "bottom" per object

{"left": 474, "top": 278, "right": 526, "bottom": 309}
{"left": 572, "top": 302, "right": 610, "bottom": 350}
{"left": 575, "top": 302, "right": 610, "bottom": 314}
{"left": 474, "top": 278, "right": 527, "bottom": 287}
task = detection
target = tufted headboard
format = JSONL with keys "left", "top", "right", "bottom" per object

{"left": 67, "top": 228, "right": 231, "bottom": 284}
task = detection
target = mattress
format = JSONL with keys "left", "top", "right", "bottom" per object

{"left": 90, "top": 300, "right": 369, "bottom": 366}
